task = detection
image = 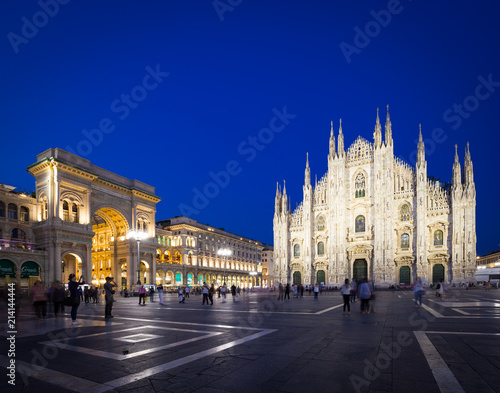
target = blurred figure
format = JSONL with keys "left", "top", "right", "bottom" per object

{"left": 157, "top": 284, "right": 164, "bottom": 305}
{"left": 209, "top": 283, "right": 215, "bottom": 305}
{"left": 284, "top": 283, "right": 290, "bottom": 300}
{"left": 51, "top": 281, "right": 66, "bottom": 317}
{"left": 104, "top": 277, "right": 116, "bottom": 318}
{"left": 350, "top": 279, "right": 357, "bottom": 302}
{"left": 30, "top": 280, "right": 47, "bottom": 320}
{"left": 341, "top": 278, "right": 351, "bottom": 315}
{"left": 68, "top": 274, "right": 84, "bottom": 325}
{"left": 358, "top": 278, "right": 372, "bottom": 314}
{"left": 138, "top": 285, "right": 146, "bottom": 305}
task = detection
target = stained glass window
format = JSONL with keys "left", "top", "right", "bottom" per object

{"left": 434, "top": 230, "right": 443, "bottom": 246}
{"left": 317, "top": 242, "right": 324, "bottom": 255}
{"left": 355, "top": 215, "right": 365, "bottom": 233}
{"left": 401, "top": 233, "right": 410, "bottom": 249}
{"left": 355, "top": 173, "right": 366, "bottom": 198}
{"left": 317, "top": 216, "right": 325, "bottom": 231}
{"left": 400, "top": 204, "right": 410, "bottom": 221}
{"left": 294, "top": 244, "right": 300, "bottom": 257}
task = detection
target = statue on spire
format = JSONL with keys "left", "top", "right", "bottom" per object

{"left": 417, "top": 124, "right": 425, "bottom": 166}
{"left": 385, "top": 105, "right": 392, "bottom": 146}
{"left": 329, "top": 121, "right": 336, "bottom": 158}
{"left": 305, "top": 153, "right": 311, "bottom": 186}
{"left": 337, "top": 118, "right": 344, "bottom": 155}
{"left": 374, "top": 108, "right": 382, "bottom": 148}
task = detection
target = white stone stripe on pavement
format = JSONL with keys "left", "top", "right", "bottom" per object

{"left": 413, "top": 331, "right": 465, "bottom": 393}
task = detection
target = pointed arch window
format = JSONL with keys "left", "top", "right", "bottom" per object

{"left": 434, "top": 230, "right": 443, "bottom": 246}
{"left": 317, "top": 241, "right": 324, "bottom": 255}
{"left": 354, "top": 173, "right": 366, "bottom": 198}
{"left": 317, "top": 216, "right": 325, "bottom": 231}
{"left": 355, "top": 215, "right": 365, "bottom": 233}
{"left": 401, "top": 233, "right": 410, "bottom": 249}
{"left": 294, "top": 244, "right": 300, "bottom": 257}
{"left": 400, "top": 204, "right": 410, "bottom": 221}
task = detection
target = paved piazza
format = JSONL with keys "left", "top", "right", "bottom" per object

{"left": 2, "top": 289, "right": 500, "bottom": 393}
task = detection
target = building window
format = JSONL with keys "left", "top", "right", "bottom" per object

{"left": 317, "top": 242, "right": 324, "bottom": 255}
{"left": 354, "top": 173, "right": 366, "bottom": 198}
{"left": 317, "top": 216, "right": 325, "bottom": 231}
{"left": 400, "top": 204, "right": 410, "bottom": 221}
{"left": 355, "top": 215, "right": 365, "bottom": 233}
{"left": 72, "top": 203, "right": 79, "bottom": 223}
{"left": 434, "top": 230, "right": 443, "bottom": 246}
{"left": 8, "top": 203, "right": 17, "bottom": 219}
{"left": 294, "top": 244, "right": 300, "bottom": 257}
{"left": 401, "top": 233, "right": 410, "bottom": 249}
{"left": 63, "top": 201, "right": 69, "bottom": 221}
{"left": 20, "top": 206, "right": 29, "bottom": 222}
{"left": 0, "top": 201, "right": 5, "bottom": 217}
{"left": 11, "top": 228, "right": 26, "bottom": 241}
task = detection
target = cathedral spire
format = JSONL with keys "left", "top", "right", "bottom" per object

{"left": 463, "top": 142, "right": 474, "bottom": 185}
{"left": 274, "top": 181, "right": 282, "bottom": 215}
{"left": 452, "top": 145, "right": 461, "bottom": 187}
{"left": 329, "top": 121, "right": 336, "bottom": 158}
{"left": 417, "top": 124, "right": 425, "bottom": 166}
{"left": 337, "top": 119, "right": 344, "bottom": 155}
{"left": 305, "top": 153, "right": 311, "bottom": 186}
{"left": 373, "top": 107, "right": 382, "bottom": 148}
{"left": 385, "top": 105, "right": 392, "bottom": 146}
{"left": 281, "top": 180, "right": 288, "bottom": 213}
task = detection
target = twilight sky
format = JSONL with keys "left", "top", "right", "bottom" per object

{"left": 1, "top": 1, "right": 499, "bottom": 254}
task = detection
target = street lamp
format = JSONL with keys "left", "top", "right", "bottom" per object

{"left": 127, "top": 230, "right": 147, "bottom": 285}
{"left": 217, "top": 248, "right": 231, "bottom": 285}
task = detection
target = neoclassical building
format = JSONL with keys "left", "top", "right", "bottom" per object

{"left": 0, "top": 148, "right": 263, "bottom": 290}
{"left": 273, "top": 108, "right": 476, "bottom": 287}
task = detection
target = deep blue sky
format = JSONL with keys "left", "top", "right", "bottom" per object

{"left": 1, "top": 1, "right": 499, "bottom": 254}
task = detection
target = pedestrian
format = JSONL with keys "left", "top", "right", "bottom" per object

{"left": 209, "top": 283, "right": 215, "bottom": 305}
{"left": 149, "top": 286, "right": 155, "bottom": 302}
{"left": 359, "top": 278, "right": 372, "bottom": 314}
{"left": 217, "top": 285, "right": 221, "bottom": 298}
{"left": 51, "top": 281, "right": 65, "bottom": 317}
{"left": 68, "top": 274, "right": 84, "bottom": 325}
{"left": 278, "top": 283, "right": 283, "bottom": 301}
{"left": 202, "top": 282, "right": 209, "bottom": 305}
{"left": 138, "top": 285, "right": 146, "bottom": 305}
{"left": 436, "top": 280, "right": 444, "bottom": 300}
{"left": 313, "top": 283, "right": 320, "bottom": 299}
{"left": 221, "top": 283, "right": 227, "bottom": 302}
{"left": 178, "top": 286, "right": 185, "bottom": 303}
{"left": 104, "top": 277, "right": 116, "bottom": 318}
{"left": 231, "top": 284, "right": 237, "bottom": 301}
{"left": 350, "top": 279, "right": 357, "bottom": 302}
{"left": 284, "top": 283, "right": 291, "bottom": 300}
{"left": 300, "top": 284, "right": 304, "bottom": 298}
{"left": 84, "top": 286, "right": 89, "bottom": 303}
{"left": 30, "top": 280, "right": 48, "bottom": 320}
{"left": 157, "top": 284, "right": 164, "bottom": 305}
{"left": 413, "top": 277, "right": 424, "bottom": 307}
{"left": 341, "top": 279, "right": 351, "bottom": 315}
{"left": 185, "top": 286, "right": 190, "bottom": 298}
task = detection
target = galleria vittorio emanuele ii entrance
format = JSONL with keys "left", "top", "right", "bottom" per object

{"left": 27, "top": 148, "right": 160, "bottom": 289}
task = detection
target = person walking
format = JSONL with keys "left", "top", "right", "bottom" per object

{"left": 178, "top": 286, "right": 185, "bottom": 303}
{"left": 104, "top": 277, "right": 116, "bottom": 318}
{"left": 157, "top": 284, "right": 164, "bottom": 305}
{"left": 52, "top": 281, "right": 65, "bottom": 317}
{"left": 313, "top": 283, "right": 320, "bottom": 299}
{"left": 231, "top": 284, "right": 237, "bottom": 301}
{"left": 284, "top": 283, "right": 291, "bottom": 300}
{"left": 350, "top": 279, "right": 358, "bottom": 303}
{"left": 341, "top": 279, "right": 351, "bottom": 315}
{"left": 138, "top": 285, "right": 147, "bottom": 305}
{"left": 30, "top": 280, "right": 48, "bottom": 320}
{"left": 413, "top": 277, "right": 424, "bottom": 307}
{"left": 209, "top": 284, "right": 215, "bottom": 305}
{"left": 278, "top": 283, "right": 284, "bottom": 301}
{"left": 435, "top": 280, "right": 444, "bottom": 300}
{"left": 68, "top": 274, "right": 84, "bottom": 325}
{"left": 221, "top": 283, "right": 227, "bottom": 302}
{"left": 202, "top": 282, "right": 209, "bottom": 305}
{"left": 359, "top": 278, "right": 372, "bottom": 314}
{"left": 185, "top": 286, "right": 190, "bottom": 298}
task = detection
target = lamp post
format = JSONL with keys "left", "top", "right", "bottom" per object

{"left": 217, "top": 248, "right": 231, "bottom": 285}
{"left": 127, "top": 230, "right": 147, "bottom": 285}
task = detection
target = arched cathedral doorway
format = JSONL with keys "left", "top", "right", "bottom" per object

{"left": 293, "top": 271, "right": 301, "bottom": 285}
{"left": 432, "top": 264, "right": 445, "bottom": 284}
{"left": 353, "top": 259, "right": 367, "bottom": 282}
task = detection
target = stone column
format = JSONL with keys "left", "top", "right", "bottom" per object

{"left": 54, "top": 242, "right": 62, "bottom": 283}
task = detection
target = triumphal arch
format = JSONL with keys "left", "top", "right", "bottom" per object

{"left": 27, "top": 148, "right": 161, "bottom": 289}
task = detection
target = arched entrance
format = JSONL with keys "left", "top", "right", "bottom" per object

{"left": 433, "top": 264, "right": 445, "bottom": 283}
{"left": 399, "top": 266, "right": 411, "bottom": 285}
{"left": 0, "top": 259, "right": 16, "bottom": 286}
{"left": 353, "top": 259, "right": 367, "bottom": 282}
{"left": 316, "top": 270, "right": 325, "bottom": 285}
{"left": 293, "top": 271, "right": 301, "bottom": 285}
{"left": 61, "top": 252, "right": 82, "bottom": 284}
{"left": 21, "top": 261, "right": 41, "bottom": 287}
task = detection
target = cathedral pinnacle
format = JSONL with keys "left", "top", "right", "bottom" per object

{"left": 374, "top": 108, "right": 382, "bottom": 148}
{"left": 384, "top": 104, "right": 392, "bottom": 146}
{"left": 452, "top": 144, "right": 461, "bottom": 187}
{"left": 337, "top": 118, "right": 344, "bottom": 154}
{"left": 329, "top": 121, "right": 336, "bottom": 157}
{"left": 463, "top": 142, "right": 474, "bottom": 185}
{"left": 417, "top": 124, "right": 425, "bottom": 165}
{"left": 305, "top": 153, "right": 311, "bottom": 185}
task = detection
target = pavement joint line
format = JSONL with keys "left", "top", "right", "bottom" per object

{"left": 452, "top": 308, "right": 470, "bottom": 315}
{"left": 424, "top": 331, "right": 500, "bottom": 336}
{"left": 314, "top": 303, "right": 343, "bottom": 314}
{"left": 421, "top": 303, "right": 445, "bottom": 318}
{"left": 413, "top": 331, "right": 465, "bottom": 393}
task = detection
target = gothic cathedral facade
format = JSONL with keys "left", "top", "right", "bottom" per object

{"left": 273, "top": 107, "right": 476, "bottom": 287}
